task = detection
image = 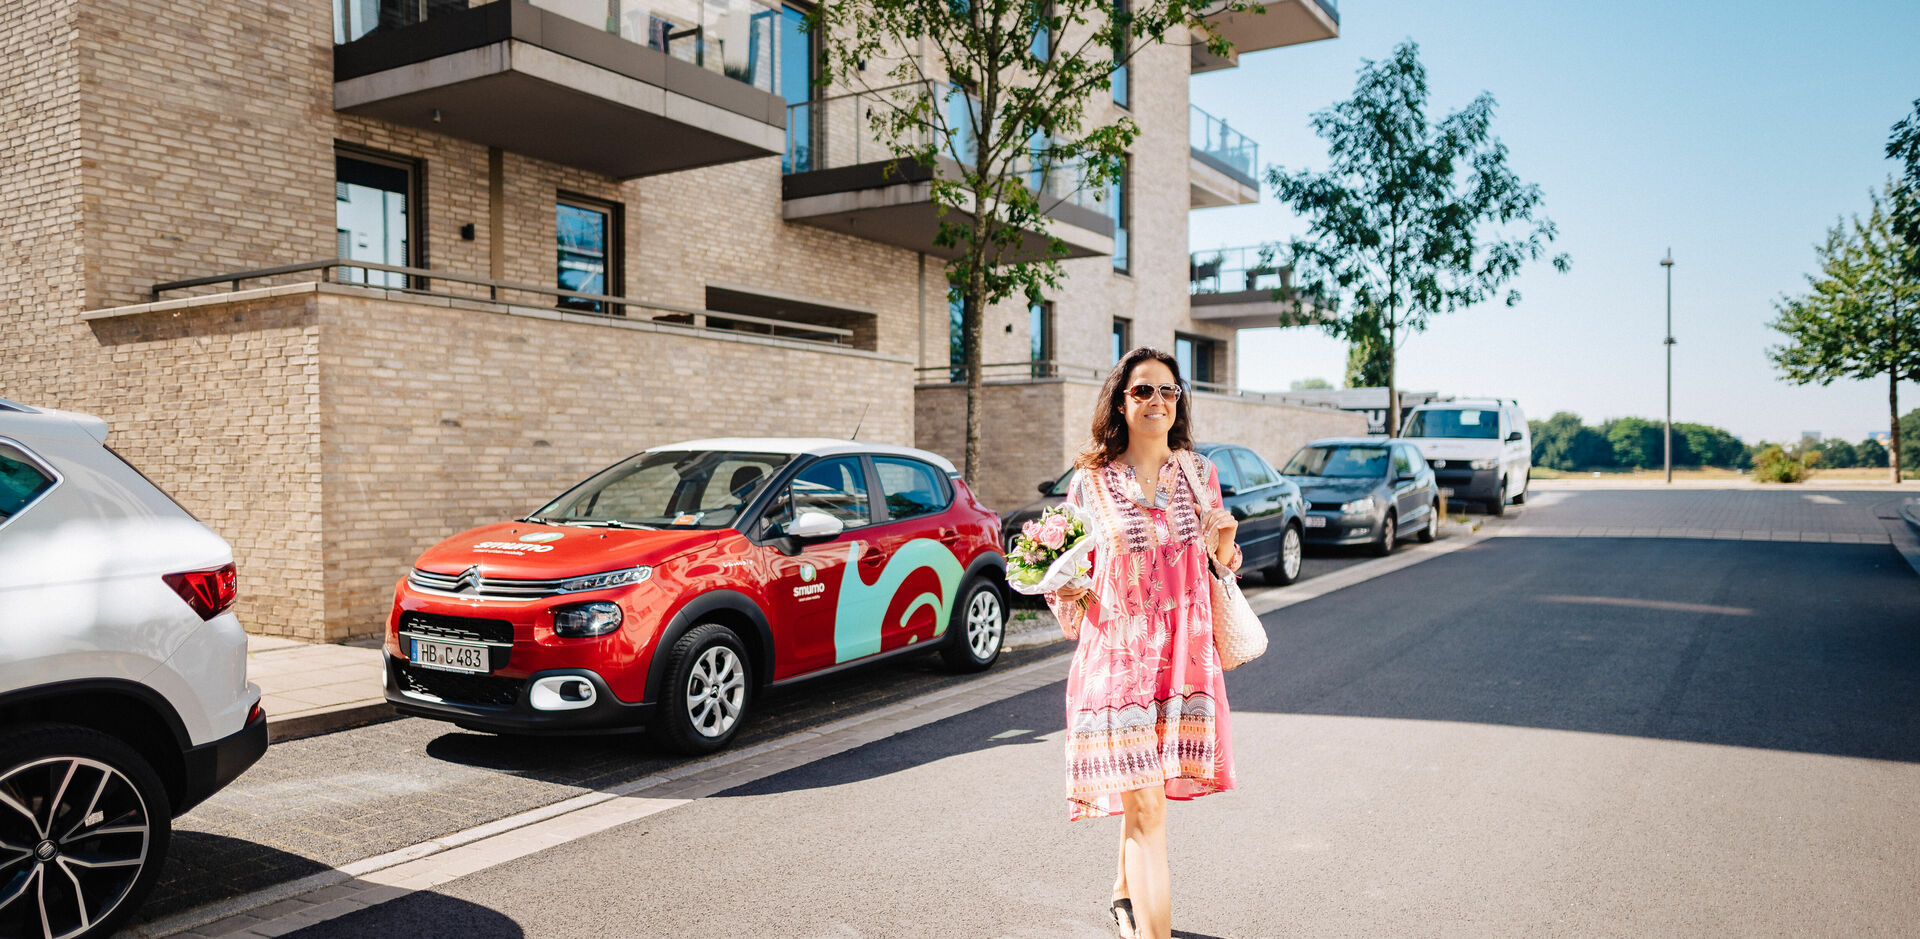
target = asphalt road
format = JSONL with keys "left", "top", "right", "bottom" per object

{"left": 260, "top": 491, "right": 1919, "bottom": 937}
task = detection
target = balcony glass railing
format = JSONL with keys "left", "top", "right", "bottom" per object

{"left": 1189, "top": 104, "right": 1258, "bottom": 181}
{"left": 1190, "top": 245, "right": 1287, "bottom": 295}
{"left": 333, "top": 0, "right": 785, "bottom": 96}
{"left": 786, "top": 82, "right": 1106, "bottom": 216}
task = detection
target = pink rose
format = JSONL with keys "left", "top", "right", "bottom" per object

{"left": 1022, "top": 518, "right": 1044, "bottom": 543}
{"left": 1036, "top": 516, "right": 1068, "bottom": 550}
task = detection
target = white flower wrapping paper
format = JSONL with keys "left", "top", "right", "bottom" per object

{"left": 1007, "top": 502, "right": 1101, "bottom": 596}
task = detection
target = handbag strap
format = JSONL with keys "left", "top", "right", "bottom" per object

{"left": 1174, "top": 450, "right": 1230, "bottom": 578}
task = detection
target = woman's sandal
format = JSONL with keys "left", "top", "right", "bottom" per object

{"left": 1110, "top": 898, "right": 1138, "bottom": 939}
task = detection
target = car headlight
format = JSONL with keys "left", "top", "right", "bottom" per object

{"left": 1340, "top": 497, "right": 1376, "bottom": 515}
{"left": 556, "top": 566, "right": 652, "bottom": 593}
{"left": 1469, "top": 458, "right": 1499, "bottom": 470}
{"left": 552, "top": 600, "right": 623, "bottom": 638}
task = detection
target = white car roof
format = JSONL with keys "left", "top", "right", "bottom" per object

{"left": 0, "top": 400, "right": 111, "bottom": 445}
{"left": 651, "top": 438, "right": 959, "bottom": 475}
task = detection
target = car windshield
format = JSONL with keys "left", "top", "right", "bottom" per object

{"left": 533, "top": 450, "right": 794, "bottom": 530}
{"left": 1281, "top": 445, "right": 1389, "bottom": 479}
{"left": 1402, "top": 409, "right": 1499, "bottom": 439}
{"left": 1048, "top": 467, "right": 1075, "bottom": 496}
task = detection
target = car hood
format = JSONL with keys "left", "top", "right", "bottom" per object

{"left": 1401, "top": 437, "right": 1501, "bottom": 461}
{"left": 414, "top": 521, "right": 727, "bottom": 578}
{"left": 1290, "top": 478, "right": 1381, "bottom": 502}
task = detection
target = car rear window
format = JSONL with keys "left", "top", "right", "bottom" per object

{"left": 0, "top": 443, "right": 56, "bottom": 523}
{"left": 875, "top": 457, "right": 951, "bottom": 520}
{"left": 1402, "top": 409, "right": 1499, "bottom": 439}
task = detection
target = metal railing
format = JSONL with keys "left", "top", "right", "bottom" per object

{"left": 334, "top": 0, "right": 787, "bottom": 96}
{"left": 149, "top": 259, "right": 854, "bottom": 346}
{"left": 1189, "top": 245, "right": 1289, "bottom": 295}
{"left": 914, "top": 364, "right": 1302, "bottom": 405}
{"left": 1189, "top": 104, "right": 1258, "bottom": 182}
{"left": 785, "top": 81, "right": 1108, "bottom": 216}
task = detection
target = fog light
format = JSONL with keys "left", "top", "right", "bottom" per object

{"left": 530, "top": 676, "right": 598, "bottom": 711}
{"left": 553, "top": 601, "right": 622, "bottom": 638}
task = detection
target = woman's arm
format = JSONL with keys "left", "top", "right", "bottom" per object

{"left": 1043, "top": 471, "right": 1093, "bottom": 640}
{"left": 1203, "top": 457, "right": 1243, "bottom": 572}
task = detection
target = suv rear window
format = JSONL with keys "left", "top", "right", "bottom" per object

{"left": 0, "top": 443, "right": 56, "bottom": 522}
{"left": 1402, "top": 409, "right": 1499, "bottom": 439}
{"left": 875, "top": 457, "right": 951, "bottom": 520}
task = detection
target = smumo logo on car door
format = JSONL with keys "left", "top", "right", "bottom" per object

{"left": 832, "top": 538, "right": 963, "bottom": 663}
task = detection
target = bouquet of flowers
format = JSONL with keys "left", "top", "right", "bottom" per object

{"left": 1005, "top": 503, "right": 1098, "bottom": 596}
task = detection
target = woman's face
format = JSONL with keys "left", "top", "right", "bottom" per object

{"left": 1120, "top": 358, "right": 1179, "bottom": 446}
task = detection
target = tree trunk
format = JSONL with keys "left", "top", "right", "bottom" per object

{"left": 1892, "top": 370, "right": 1903, "bottom": 485}
{"left": 1385, "top": 315, "right": 1400, "bottom": 437}
{"left": 963, "top": 284, "right": 983, "bottom": 486}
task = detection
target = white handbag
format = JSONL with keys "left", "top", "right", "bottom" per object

{"left": 1177, "top": 450, "right": 1268, "bottom": 670}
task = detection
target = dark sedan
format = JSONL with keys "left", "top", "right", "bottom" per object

{"left": 1280, "top": 437, "right": 1439, "bottom": 556}
{"left": 998, "top": 442, "right": 1308, "bottom": 585}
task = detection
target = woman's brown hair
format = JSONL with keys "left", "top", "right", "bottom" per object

{"left": 1075, "top": 346, "right": 1193, "bottom": 470}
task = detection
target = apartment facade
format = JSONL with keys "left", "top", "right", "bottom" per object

{"left": 1, "top": 0, "right": 1359, "bottom": 640}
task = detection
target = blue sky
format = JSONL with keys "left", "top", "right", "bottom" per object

{"left": 1191, "top": 0, "right": 1920, "bottom": 445}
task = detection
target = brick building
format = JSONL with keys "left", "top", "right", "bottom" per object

{"left": 1, "top": 0, "right": 1360, "bottom": 640}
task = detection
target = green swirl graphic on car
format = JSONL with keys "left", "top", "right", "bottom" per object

{"left": 832, "top": 538, "right": 963, "bottom": 663}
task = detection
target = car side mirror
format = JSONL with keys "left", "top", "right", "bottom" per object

{"left": 1038, "top": 480, "right": 1055, "bottom": 495}
{"left": 787, "top": 511, "right": 845, "bottom": 541}
{"left": 1397, "top": 471, "right": 1417, "bottom": 481}
{"left": 1507, "top": 431, "right": 1523, "bottom": 442}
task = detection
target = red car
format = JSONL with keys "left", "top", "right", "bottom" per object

{"left": 384, "top": 439, "right": 1008, "bottom": 753}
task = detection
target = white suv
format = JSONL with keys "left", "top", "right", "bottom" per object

{"left": 1399, "top": 399, "right": 1531, "bottom": 516}
{"left": 0, "top": 399, "right": 266, "bottom": 939}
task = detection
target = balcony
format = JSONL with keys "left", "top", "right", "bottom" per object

{"left": 1190, "top": 0, "right": 1341, "bottom": 73}
{"left": 1190, "top": 105, "right": 1259, "bottom": 208}
{"left": 781, "top": 83, "right": 1115, "bottom": 261}
{"left": 332, "top": 0, "right": 788, "bottom": 179}
{"left": 1189, "top": 245, "right": 1314, "bottom": 329}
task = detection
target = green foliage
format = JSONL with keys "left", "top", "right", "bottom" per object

{"left": 1602, "top": 417, "right": 1662, "bottom": 469}
{"left": 1816, "top": 438, "right": 1859, "bottom": 469}
{"left": 812, "top": 0, "right": 1246, "bottom": 478}
{"left": 1342, "top": 323, "right": 1390, "bottom": 388}
{"left": 1528, "top": 412, "right": 1613, "bottom": 470}
{"left": 1889, "top": 99, "right": 1920, "bottom": 277}
{"left": 1750, "top": 445, "right": 1816, "bottom": 484}
{"left": 1858, "top": 437, "right": 1890, "bottom": 468}
{"left": 1527, "top": 412, "right": 1748, "bottom": 470}
{"left": 1904, "top": 408, "right": 1920, "bottom": 471}
{"left": 1289, "top": 377, "right": 1334, "bottom": 390}
{"left": 1674, "top": 422, "right": 1750, "bottom": 469}
{"left": 1266, "top": 41, "right": 1568, "bottom": 435}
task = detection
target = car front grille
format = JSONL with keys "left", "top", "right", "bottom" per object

{"left": 408, "top": 568, "right": 578, "bottom": 599}
{"left": 394, "top": 662, "right": 522, "bottom": 709}
{"left": 397, "top": 611, "right": 514, "bottom": 670}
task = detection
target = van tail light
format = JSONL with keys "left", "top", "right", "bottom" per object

{"left": 164, "top": 563, "right": 237, "bottom": 620}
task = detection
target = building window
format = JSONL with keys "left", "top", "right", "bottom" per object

{"left": 1110, "top": 155, "right": 1130, "bottom": 274}
{"left": 1176, "top": 333, "right": 1221, "bottom": 387}
{"left": 1031, "top": 0, "right": 1051, "bottom": 60}
{"left": 1110, "top": 0, "right": 1129, "bottom": 109}
{"left": 949, "top": 287, "right": 966, "bottom": 381}
{"left": 1112, "top": 317, "right": 1131, "bottom": 364}
{"left": 780, "top": 4, "right": 817, "bottom": 173}
{"left": 556, "top": 194, "right": 622, "bottom": 314}
{"left": 1030, "top": 300, "right": 1053, "bottom": 378}
{"left": 335, "top": 149, "right": 417, "bottom": 289}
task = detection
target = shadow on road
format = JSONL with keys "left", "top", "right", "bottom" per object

{"left": 283, "top": 890, "right": 525, "bottom": 938}
{"left": 136, "top": 831, "right": 334, "bottom": 925}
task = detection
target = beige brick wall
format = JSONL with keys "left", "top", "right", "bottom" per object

{"left": 1, "top": 0, "right": 84, "bottom": 408}
{"left": 1188, "top": 393, "right": 1368, "bottom": 469}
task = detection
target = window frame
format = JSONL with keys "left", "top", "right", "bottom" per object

{"left": 755, "top": 453, "right": 878, "bottom": 539}
{"left": 1230, "top": 448, "right": 1278, "bottom": 492}
{"left": 1110, "top": 0, "right": 1129, "bottom": 109}
{"left": 555, "top": 190, "right": 625, "bottom": 315}
{"left": 872, "top": 455, "right": 954, "bottom": 523}
{"left": 1111, "top": 316, "right": 1132, "bottom": 364}
{"left": 1029, "top": 300, "right": 1053, "bottom": 378}
{"left": 335, "top": 144, "right": 426, "bottom": 290}
{"left": 0, "top": 437, "right": 62, "bottom": 534}
{"left": 1110, "top": 154, "right": 1131, "bottom": 274}
{"left": 1208, "top": 448, "right": 1242, "bottom": 493}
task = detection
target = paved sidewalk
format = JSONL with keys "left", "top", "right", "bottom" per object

{"left": 246, "top": 636, "right": 392, "bottom": 742}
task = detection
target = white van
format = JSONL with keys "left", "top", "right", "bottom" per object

{"left": 1398, "top": 399, "right": 1530, "bottom": 516}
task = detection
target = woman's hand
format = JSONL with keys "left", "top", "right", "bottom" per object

{"left": 1202, "top": 507, "right": 1238, "bottom": 566}
{"left": 1054, "top": 583, "right": 1091, "bottom": 604}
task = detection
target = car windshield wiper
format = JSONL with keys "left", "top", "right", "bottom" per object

{"left": 518, "top": 515, "right": 550, "bottom": 524}
{"left": 562, "top": 519, "right": 658, "bottom": 531}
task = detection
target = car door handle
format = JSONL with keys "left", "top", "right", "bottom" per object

{"left": 859, "top": 547, "right": 886, "bottom": 568}
{"left": 937, "top": 527, "right": 960, "bottom": 542}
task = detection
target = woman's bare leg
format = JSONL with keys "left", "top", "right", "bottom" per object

{"left": 1119, "top": 786, "right": 1170, "bottom": 939}
{"left": 1114, "top": 826, "right": 1130, "bottom": 900}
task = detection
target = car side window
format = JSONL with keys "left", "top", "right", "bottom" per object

{"left": 874, "top": 456, "right": 951, "bottom": 521}
{"left": 1208, "top": 450, "right": 1241, "bottom": 492}
{"left": 1392, "top": 446, "right": 1416, "bottom": 478}
{"left": 0, "top": 443, "right": 56, "bottom": 524}
{"left": 1230, "top": 448, "right": 1277, "bottom": 490}
{"left": 760, "top": 456, "right": 871, "bottom": 537}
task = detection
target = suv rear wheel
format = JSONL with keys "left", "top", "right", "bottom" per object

{"left": 941, "top": 578, "right": 1005, "bottom": 673}
{"left": 651, "top": 624, "right": 752, "bottom": 755}
{"left": 0, "top": 724, "right": 170, "bottom": 939}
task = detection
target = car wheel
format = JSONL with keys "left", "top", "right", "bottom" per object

{"left": 1268, "top": 523, "right": 1304, "bottom": 586}
{"left": 651, "top": 624, "right": 752, "bottom": 755}
{"left": 1417, "top": 500, "right": 1438, "bottom": 543}
{"left": 0, "top": 724, "right": 171, "bottom": 939}
{"left": 1487, "top": 478, "right": 1507, "bottom": 517}
{"left": 1512, "top": 471, "right": 1529, "bottom": 505}
{"left": 941, "top": 578, "right": 1005, "bottom": 673}
{"left": 1370, "top": 511, "right": 1397, "bottom": 557}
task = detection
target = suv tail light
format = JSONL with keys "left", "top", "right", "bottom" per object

{"left": 164, "top": 563, "right": 238, "bottom": 620}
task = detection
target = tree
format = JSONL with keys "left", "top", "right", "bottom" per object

{"left": 1603, "top": 417, "right": 1662, "bottom": 469}
{"left": 1768, "top": 185, "right": 1920, "bottom": 482}
{"left": 1289, "top": 377, "right": 1334, "bottom": 390}
{"left": 1268, "top": 41, "right": 1569, "bottom": 436}
{"left": 1889, "top": 99, "right": 1920, "bottom": 276}
{"left": 1859, "top": 436, "right": 1889, "bottom": 468}
{"left": 812, "top": 0, "right": 1244, "bottom": 481}
{"left": 1818, "top": 438, "right": 1859, "bottom": 469}
{"left": 1529, "top": 411, "right": 1611, "bottom": 470}
{"left": 1343, "top": 322, "right": 1390, "bottom": 388}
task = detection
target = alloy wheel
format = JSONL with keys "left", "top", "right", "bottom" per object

{"left": 0, "top": 757, "right": 151, "bottom": 939}
{"left": 684, "top": 646, "right": 746, "bottom": 738}
{"left": 966, "top": 589, "right": 1004, "bottom": 660}
{"left": 1281, "top": 526, "right": 1303, "bottom": 580}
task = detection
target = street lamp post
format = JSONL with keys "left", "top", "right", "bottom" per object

{"left": 1661, "top": 250, "right": 1675, "bottom": 484}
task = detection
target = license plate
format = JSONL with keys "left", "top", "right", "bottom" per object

{"left": 411, "top": 638, "right": 488, "bottom": 673}
{"left": 1441, "top": 487, "right": 1455, "bottom": 497}
{"left": 1304, "top": 516, "right": 1327, "bottom": 528}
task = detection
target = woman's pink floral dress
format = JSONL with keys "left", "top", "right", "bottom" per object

{"left": 1046, "top": 450, "right": 1241, "bottom": 821}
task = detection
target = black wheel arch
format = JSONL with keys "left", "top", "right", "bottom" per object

{"left": 962, "top": 550, "right": 1009, "bottom": 608}
{"left": 642, "top": 590, "right": 774, "bottom": 705}
{"left": 0, "top": 679, "right": 192, "bottom": 816}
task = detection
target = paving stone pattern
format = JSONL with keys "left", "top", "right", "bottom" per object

{"left": 138, "top": 644, "right": 1063, "bottom": 924}
{"left": 1503, "top": 489, "right": 1901, "bottom": 542}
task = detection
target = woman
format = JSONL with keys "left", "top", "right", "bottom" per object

{"left": 1047, "top": 347, "right": 1241, "bottom": 939}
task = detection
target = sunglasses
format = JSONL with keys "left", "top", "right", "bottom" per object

{"left": 1125, "top": 383, "right": 1183, "bottom": 403}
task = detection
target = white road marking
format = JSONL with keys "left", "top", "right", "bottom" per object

{"left": 1805, "top": 494, "right": 1843, "bottom": 504}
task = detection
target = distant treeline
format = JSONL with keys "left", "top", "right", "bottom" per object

{"left": 1528, "top": 411, "right": 1904, "bottom": 471}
